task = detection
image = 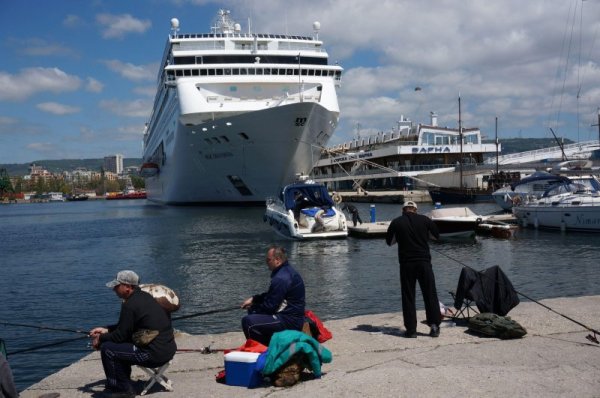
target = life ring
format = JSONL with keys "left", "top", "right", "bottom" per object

{"left": 476, "top": 217, "right": 483, "bottom": 223}
{"left": 332, "top": 192, "right": 342, "bottom": 204}
{"left": 512, "top": 195, "right": 522, "bottom": 206}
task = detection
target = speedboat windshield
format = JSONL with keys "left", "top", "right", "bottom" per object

{"left": 283, "top": 183, "right": 334, "bottom": 210}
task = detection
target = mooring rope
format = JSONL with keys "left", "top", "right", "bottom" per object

{"left": 432, "top": 246, "right": 600, "bottom": 344}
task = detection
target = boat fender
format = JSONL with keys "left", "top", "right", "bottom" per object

{"left": 140, "top": 284, "right": 180, "bottom": 313}
{"left": 332, "top": 192, "right": 342, "bottom": 204}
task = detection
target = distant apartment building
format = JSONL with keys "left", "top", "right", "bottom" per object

{"left": 103, "top": 154, "right": 124, "bottom": 175}
{"left": 24, "top": 163, "right": 53, "bottom": 183}
{"left": 103, "top": 171, "right": 118, "bottom": 181}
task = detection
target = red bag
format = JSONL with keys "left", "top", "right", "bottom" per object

{"left": 223, "top": 338, "right": 268, "bottom": 355}
{"left": 304, "top": 310, "right": 332, "bottom": 343}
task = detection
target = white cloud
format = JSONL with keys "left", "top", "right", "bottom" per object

{"left": 0, "top": 116, "right": 17, "bottom": 126}
{"left": 102, "top": 60, "right": 157, "bottom": 82}
{"left": 240, "top": 0, "right": 600, "bottom": 141}
{"left": 133, "top": 86, "right": 156, "bottom": 97}
{"left": 11, "top": 38, "right": 78, "bottom": 58}
{"left": 117, "top": 124, "right": 145, "bottom": 141}
{"left": 36, "top": 102, "right": 81, "bottom": 115}
{"left": 96, "top": 13, "right": 152, "bottom": 39}
{"left": 63, "top": 14, "right": 83, "bottom": 28}
{"left": 99, "top": 99, "right": 152, "bottom": 118}
{"left": 0, "top": 67, "right": 81, "bottom": 102}
{"left": 26, "top": 142, "right": 56, "bottom": 154}
{"left": 86, "top": 77, "right": 104, "bottom": 93}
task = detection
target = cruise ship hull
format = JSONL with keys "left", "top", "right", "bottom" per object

{"left": 144, "top": 101, "right": 337, "bottom": 204}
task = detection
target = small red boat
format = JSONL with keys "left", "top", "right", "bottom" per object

{"left": 106, "top": 188, "right": 147, "bottom": 200}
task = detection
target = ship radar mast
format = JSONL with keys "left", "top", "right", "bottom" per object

{"left": 212, "top": 9, "right": 240, "bottom": 35}
{"left": 170, "top": 18, "right": 180, "bottom": 37}
{"left": 312, "top": 21, "right": 320, "bottom": 40}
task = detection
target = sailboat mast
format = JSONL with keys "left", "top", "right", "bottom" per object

{"left": 495, "top": 116, "right": 499, "bottom": 175}
{"left": 458, "top": 96, "right": 463, "bottom": 187}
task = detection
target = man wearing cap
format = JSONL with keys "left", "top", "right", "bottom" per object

{"left": 89, "top": 270, "right": 176, "bottom": 397}
{"left": 385, "top": 201, "right": 442, "bottom": 338}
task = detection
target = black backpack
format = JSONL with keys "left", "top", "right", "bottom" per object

{"left": 468, "top": 313, "right": 527, "bottom": 339}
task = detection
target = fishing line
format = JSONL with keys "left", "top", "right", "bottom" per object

{"left": 171, "top": 306, "right": 240, "bottom": 322}
{"left": 1, "top": 321, "right": 89, "bottom": 335}
{"left": 432, "top": 246, "right": 600, "bottom": 344}
{"left": 7, "top": 335, "right": 89, "bottom": 356}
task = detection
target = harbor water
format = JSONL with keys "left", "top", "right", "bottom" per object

{"left": 1, "top": 200, "right": 599, "bottom": 391}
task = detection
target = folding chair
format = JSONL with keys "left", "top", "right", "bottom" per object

{"left": 450, "top": 265, "right": 520, "bottom": 323}
{"left": 449, "top": 290, "right": 479, "bottom": 320}
{"left": 138, "top": 361, "right": 173, "bottom": 395}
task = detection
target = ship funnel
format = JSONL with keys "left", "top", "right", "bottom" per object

{"left": 430, "top": 111, "right": 438, "bottom": 126}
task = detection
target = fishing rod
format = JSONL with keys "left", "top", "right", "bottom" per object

{"left": 7, "top": 335, "right": 89, "bottom": 356}
{"left": 171, "top": 306, "right": 239, "bottom": 322}
{"left": 1, "top": 321, "right": 89, "bottom": 335}
{"left": 177, "top": 346, "right": 226, "bottom": 354}
{"left": 432, "top": 247, "right": 600, "bottom": 344}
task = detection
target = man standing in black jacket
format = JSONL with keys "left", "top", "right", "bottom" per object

{"left": 90, "top": 270, "right": 177, "bottom": 397}
{"left": 385, "top": 201, "right": 442, "bottom": 338}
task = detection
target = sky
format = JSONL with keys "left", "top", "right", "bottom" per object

{"left": 1, "top": 0, "right": 599, "bottom": 164}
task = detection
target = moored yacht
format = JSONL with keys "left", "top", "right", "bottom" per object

{"left": 141, "top": 10, "right": 342, "bottom": 204}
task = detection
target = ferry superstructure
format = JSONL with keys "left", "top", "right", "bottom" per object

{"left": 312, "top": 113, "right": 504, "bottom": 192}
{"left": 142, "top": 10, "right": 342, "bottom": 204}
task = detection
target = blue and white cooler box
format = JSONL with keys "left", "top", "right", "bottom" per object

{"left": 224, "top": 351, "right": 262, "bottom": 388}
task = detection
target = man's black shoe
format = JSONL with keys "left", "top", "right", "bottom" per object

{"left": 403, "top": 330, "right": 417, "bottom": 338}
{"left": 429, "top": 324, "right": 440, "bottom": 338}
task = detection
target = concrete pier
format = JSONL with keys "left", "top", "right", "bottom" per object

{"left": 338, "top": 190, "right": 431, "bottom": 204}
{"left": 21, "top": 295, "right": 600, "bottom": 398}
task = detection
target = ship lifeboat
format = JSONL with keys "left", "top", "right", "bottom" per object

{"left": 140, "top": 162, "right": 159, "bottom": 178}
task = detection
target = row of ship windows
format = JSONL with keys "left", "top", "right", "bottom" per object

{"left": 174, "top": 33, "right": 314, "bottom": 40}
{"left": 172, "top": 55, "right": 327, "bottom": 65}
{"left": 167, "top": 68, "right": 342, "bottom": 78}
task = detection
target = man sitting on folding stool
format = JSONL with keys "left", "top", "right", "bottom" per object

{"left": 90, "top": 270, "right": 177, "bottom": 397}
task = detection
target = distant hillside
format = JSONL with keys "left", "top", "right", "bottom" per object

{"left": 483, "top": 138, "right": 574, "bottom": 155}
{"left": 0, "top": 158, "right": 143, "bottom": 177}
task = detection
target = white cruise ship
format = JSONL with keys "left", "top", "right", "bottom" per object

{"left": 141, "top": 10, "right": 342, "bottom": 204}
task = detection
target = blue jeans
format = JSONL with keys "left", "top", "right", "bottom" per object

{"left": 100, "top": 341, "right": 153, "bottom": 393}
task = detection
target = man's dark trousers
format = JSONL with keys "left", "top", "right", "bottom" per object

{"left": 400, "top": 260, "right": 441, "bottom": 332}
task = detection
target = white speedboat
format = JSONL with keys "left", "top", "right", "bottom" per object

{"left": 141, "top": 10, "right": 342, "bottom": 204}
{"left": 512, "top": 181, "right": 600, "bottom": 232}
{"left": 425, "top": 207, "right": 483, "bottom": 238}
{"left": 265, "top": 180, "right": 348, "bottom": 239}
